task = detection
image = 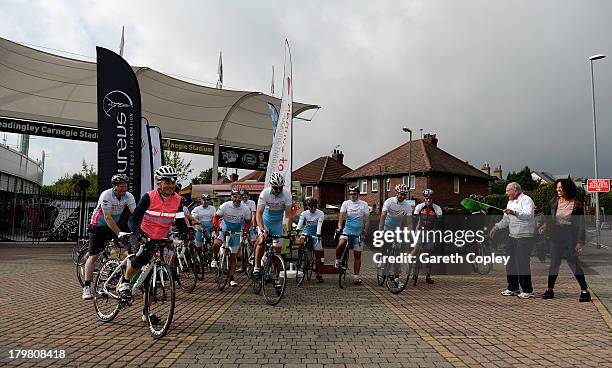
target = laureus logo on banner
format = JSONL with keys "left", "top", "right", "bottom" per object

{"left": 102, "top": 90, "right": 135, "bottom": 174}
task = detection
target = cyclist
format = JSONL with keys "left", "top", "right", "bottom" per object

{"left": 237, "top": 189, "right": 257, "bottom": 273}
{"left": 253, "top": 172, "right": 293, "bottom": 279}
{"left": 412, "top": 188, "right": 443, "bottom": 284}
{"left": 211, "top": 188, "right": 252, "bottom": 287}
{"left": 118, "top": 165, "right": 182, "bottom": 324}
{"left": 191, "top": 194, "right": 216, "bottom": 255}
{"left": 335, "top": 185, "right": 370, "bottom": 285}
{"left": 82, "top": 173, "right": 136, "bottom": 300}
{"left": 378, "top": 184, "right": 414, "bottom": 283}
{"left": 296, "top": 197, "right": 325, "bottom": 283}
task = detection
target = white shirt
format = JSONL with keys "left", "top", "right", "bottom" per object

{"left": 493, "top": 193, "right": 535, "bottom": 238}
{"left": 297, "top": 209, "right": 325, "bottom": 235}
{"left": 243, "top": 199, "right": 257, "bottom": 213}
{"left": 216, "top": 201, "right": 252, "bottom": 225}
{"left": 382, "top": 197, "right": 413, "bottom": 229}
{"left": 191, "top": 205, "right": 216, "bottom": 223}
{"left": 341, "top": 199, "right": 370, "bottom": 235}
{"left": 91, "top": 188, "right": 136, "bottom": 226}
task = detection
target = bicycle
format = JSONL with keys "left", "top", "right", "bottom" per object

{"left": 251, "top": 234, "right": 291, "bottom": 305}
{"left": 470, "top": 227, "right": 493, "bottom": 275}
{"left": 76, "top": 235, "right": 129, "bottom": 287}
{"left": 382, "top": 241, "right": 412, "bottom": 294}
{"left": 214, "top": 230, "right": 243, "bottom": 291}
{"left": 296, "top": 233, "right": 317, "bottom": 287}
{"left": 240, "top": 232, "right": 255, "bottom": 278}
{"left": 72, "top": 236, "right": 88, "bottom": 264}
{"left": 337, "top": 233, "right": 361, "bottom": 289}
{"left": 171, "top": 231, "right": 198, "bottom": 293}
{"left": 92, "top": 235, "right": 175, "bottom": 339}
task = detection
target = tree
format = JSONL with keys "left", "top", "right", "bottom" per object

{"left": 43, "top": 160, "right": 98, "bottom": 195}
{"left": 163, "top": 150, "right": 192, "bottom": 183}
{"left": 191, "top": 168, "right": 213, "bottom": 184}
{"left": 489, "top": 179, "right": 507, "bottom": 195}
{"left": 506, "top": 166, "right": 537, "bottom": 192}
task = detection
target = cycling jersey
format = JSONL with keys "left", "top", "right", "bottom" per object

{"left": 297, "top": 209, "right": 325, "bottom": 236}
{"left": 192, "top": 205, "right": 216, "bottom": 227}
{"left": 91, "top": 188, "right": 136, "bottom": 227}
{"left": 243, "top": 199, "right": 257, "bottom": 213}
{"left": 414, "top": 203, "right": 443, "bottom": 231}
{"left": 382, "top": 197, "right": 413, "bottom": 229}
{"left": 340, "top": 199, "right": 369, "bottom": 236}
{"left": 216, "top": 201, "right": 252, "bottom": 233}
{"left": 257, "top": 187, "right": 292, "bottom": 236}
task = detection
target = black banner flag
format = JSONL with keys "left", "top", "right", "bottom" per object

{"left": 96, "top": 47, "right": 142, "bottom": 199}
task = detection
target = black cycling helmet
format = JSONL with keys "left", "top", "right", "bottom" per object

{"left": 348, "top": 185, "right": 359, "bottom": 193}
{"left": 111, "top": 173, "right": 129, "bottom": 185}
{"left": 305, "top": 197, "right": 318, "bottom": 208}
{"left": 240, "top": 189, "right": 249, "bottom": 196}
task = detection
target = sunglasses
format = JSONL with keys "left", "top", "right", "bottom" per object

{"left": 272, "top": 186, "right": 283, "bottom": 191}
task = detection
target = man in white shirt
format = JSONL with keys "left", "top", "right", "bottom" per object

{"left": 489, "top": 182, "right": 535, "bottom": 299}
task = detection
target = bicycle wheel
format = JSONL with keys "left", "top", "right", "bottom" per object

{"left": 338, "top": 245, "right": 350, "bottom": 289}
{"left": 386, "top": 258, "right": 410, "bottom": 294}
{"left": 262, "top": 254, "right": 286, "bottom": 305}
{"left": 93, "top": 258, "right": 122, "bottom": 322}
{"left": 376, "top": 263, "right": 387, "bottom": 286}
{"left": 409, "top": 258, "right": 421, "bottom": 286}
{"left": 196, "top": 251, "right": 206, "bottom": 281}
{"left": 76, "top": 248, "right": 88, "bottom": 287}
{"left": 244, "top": 243, "right": 254, "bottom": 278}
{"left": 144, "top": 263, "right": 175, "bottom": 339}
{"left": 215, "top": 249, "right": 230, "bottom": 291}
{"left": 296, "top": 249, "right": 306, "bottom": 287}
{"left": 305, "top": 249, "right": 314, "bottom": 281}
{"left": 72, "top": 237, "right": 87, "bottom": 264}
{"left": 176, "top": 249, "right": 198, "bottom": 293}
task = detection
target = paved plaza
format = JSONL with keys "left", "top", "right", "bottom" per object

{"left": 0, "top": 245, "right": 610, "bottom": 367}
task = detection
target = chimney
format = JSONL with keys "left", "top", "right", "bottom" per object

{"left": 331, "top": 149, "right": 344, "bottom": 165}
{"left": 230, "top": 173, "right": 239, "bottom": 182}
{"left": 481, "top": 161, "right": 491, "bottom": 176}
{"left": 493, "top": 165, "right": 503, "bottom": 180}
{"left": 423, "top": 133, "right": 438, "bottom": 147}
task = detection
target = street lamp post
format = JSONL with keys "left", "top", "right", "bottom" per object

{"left": 589, "top": 54, "right": 605, "bottom": 248}
{"left": 403, "top": 127, "right": 412, "bottom": 200}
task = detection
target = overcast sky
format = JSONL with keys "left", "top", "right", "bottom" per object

{"left": 1, "top": 0, "right": 611, "bottom": 185}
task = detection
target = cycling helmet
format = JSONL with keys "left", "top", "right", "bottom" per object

{"left": 111, "top": 173, "right": 129, "bottom": 185}
{"left": 239, "top": 189, "right": 249, "bottom": 196}
{"left": 155, "top": 165, "right": 178, "bottom": 182}
{"left": 269, "top": 172, "right": 285, "bottom": 187}
{"left": 423, "top": 188, "right": 434, "bottom": 198}
{"left": 395, "top": 184, "right": 409, "bottom": 194}
{"left": 305, "top": 197, "right": 318, "bottom": 207}
{"left": 201, "top": 194, "right": 210, "bottom": 200}
{"left": 230, "top": 188, "right": 241, "bottom": 195}
{"left": 348, "top": 185, "right": 359, "bottom": 193}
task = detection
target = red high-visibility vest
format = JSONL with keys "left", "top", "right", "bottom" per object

{"left": 141, "top": 190, "right": 181, "bottom": 239}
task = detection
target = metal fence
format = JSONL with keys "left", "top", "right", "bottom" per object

{"left": 0, "top": 190, "right": 97, "bottom": 242}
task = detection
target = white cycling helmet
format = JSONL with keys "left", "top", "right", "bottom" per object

{"left": 269, "top": 172, "right": 285, "bottom": 187}
{"left": 395, "top": 184, "right": 409, "bottom": 194}
{"left": 155, "top": 165, "right": 178, "bottom": 182}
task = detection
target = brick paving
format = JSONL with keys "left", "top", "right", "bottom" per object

{"left": 0, "top": 246, "right": 610, "bottom": 367}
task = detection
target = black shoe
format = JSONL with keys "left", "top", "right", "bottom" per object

{"left": 542, "top": 289, "right": 555, "bottom": 299}
{"left": 143, "top": 314, "right": 161, "bottom": 326}
{"left": 579, "top": 290, "right": 591, "bottom": 302}
{"left": 425, "top": 275, "right": 434, "bottom": 284}
{"left": 252, "top": 269, "right": 261, "bottom": 280}
{"left": 316, "top": 275, "right": 324, "bottom": 283}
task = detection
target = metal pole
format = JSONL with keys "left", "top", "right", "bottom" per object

{"left": 409, "top": 130, "right": 412, "bottom": 200}
{"left": 590, "top": 60, "right": 601, "bottom": 248}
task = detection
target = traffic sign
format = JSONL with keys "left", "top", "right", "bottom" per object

{"left": 587, "top": 179, "right": 610, "bottom": 193}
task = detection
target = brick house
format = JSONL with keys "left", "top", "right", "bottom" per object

{"left": 292, "top": 150, "right": 353, "bottom": 209}
{"left": 342, "top": 134, "right": 494, "bottom": 212}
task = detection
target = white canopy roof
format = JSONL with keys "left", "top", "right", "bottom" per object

{"left": 0, "top": 37, "right": 319, "bottom": 151}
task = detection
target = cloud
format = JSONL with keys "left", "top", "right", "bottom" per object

{"left": 1, "top": 0, "right": 611, "bottom": 186}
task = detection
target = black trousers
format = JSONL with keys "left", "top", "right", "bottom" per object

{"left": 505, "top": 237, "right": 534, "bottom": 293}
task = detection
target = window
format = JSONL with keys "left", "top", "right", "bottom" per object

{"left": 454, "top": 177, "right": 460, "bottom": 194}
{"left": 359, "top": 179, "right": 367, "bottom": 194}
{"left": 371, "top": 178, "right": 378, "bottom": 192}
{"left": 305, "top": 186, "right": 313, "bottom": 198}
{"left": 386, "top": 178, "right": 391, "bottom": 192}
{"left": 402, "top": 175, "right": 416, "bottom": 189}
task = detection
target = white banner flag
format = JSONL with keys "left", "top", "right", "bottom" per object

{"left": 149, "top": 126, "right": 163, "bottom": 173}
{"left": 265, "top": 40, "right": 292, "bottom": 192}
{"left": 140, "top": 118, "right": 153, "bottom": 198}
